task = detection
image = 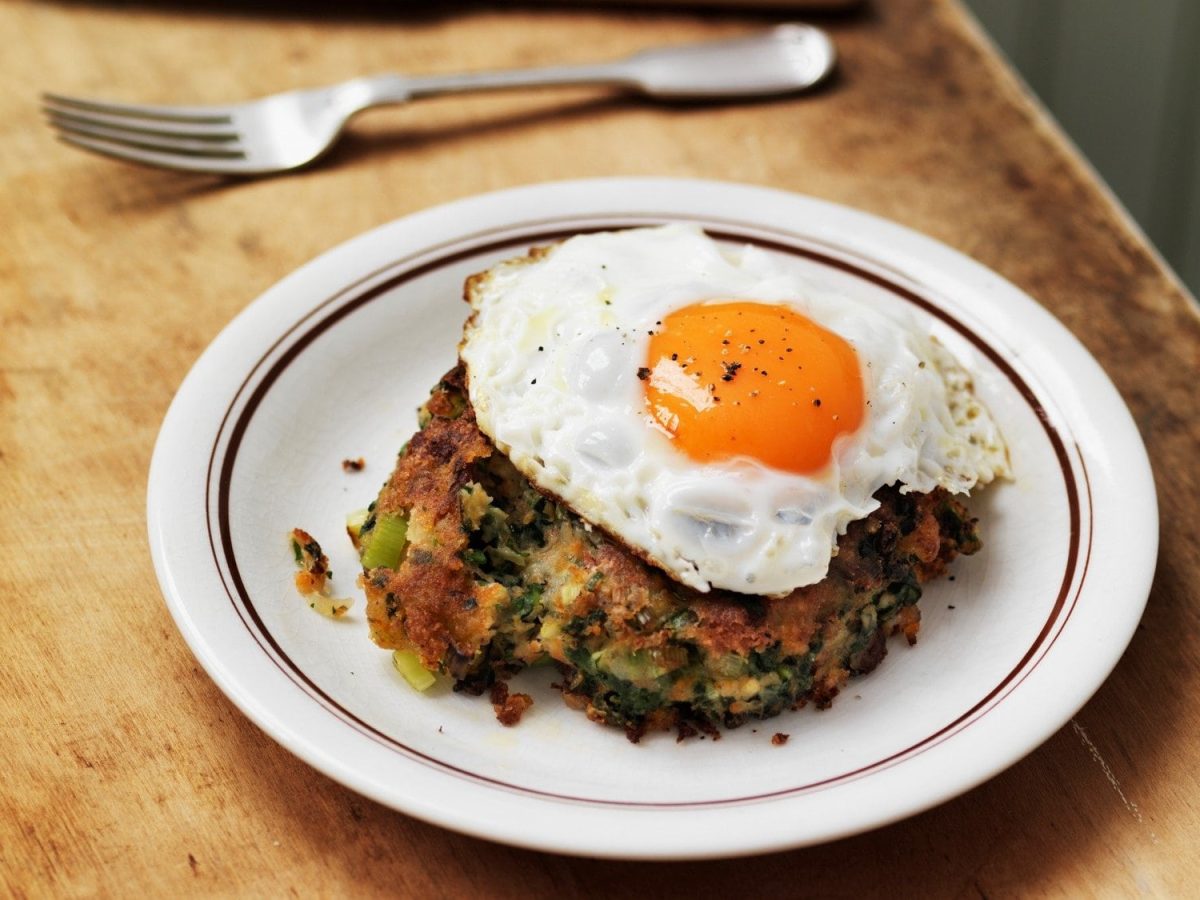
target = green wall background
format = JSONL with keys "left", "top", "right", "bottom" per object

{"left": 964, "top": 0, "right": 1199, "bottom": 295}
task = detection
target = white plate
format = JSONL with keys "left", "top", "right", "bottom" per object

{"left": 147, "top": 178, "right": 1157, "bottom": 859}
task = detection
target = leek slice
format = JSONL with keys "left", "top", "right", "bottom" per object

{"left": 361, "top": 514, "right": 408, "bottom": 569}
{"left": 392, "top": 650, "right": 436, "bottom": 692}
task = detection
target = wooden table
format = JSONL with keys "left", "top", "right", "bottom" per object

{"left": 5, "top": 1, "right": 1197, "bottom": 894}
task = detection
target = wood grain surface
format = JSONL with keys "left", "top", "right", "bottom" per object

{"left": 4, "top": 1, "right": 1198, "bottom": 896}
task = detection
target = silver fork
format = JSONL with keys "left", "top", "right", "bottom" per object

{"left": 43, "top": 25, "right": 835, "bottom": 176}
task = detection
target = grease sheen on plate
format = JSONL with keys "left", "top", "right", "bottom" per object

{"left": 147, "top": 178, "right": 1156, "bottom": 858}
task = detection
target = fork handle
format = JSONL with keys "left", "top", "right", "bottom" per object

{"left": 347, "top": 63, "right": 630, "bottom": 110}
{"left": 348, "top": 26, "right": 834, "bottom": 107}
{"left": 403, "top": 63, "right": 631, "bottom": 99}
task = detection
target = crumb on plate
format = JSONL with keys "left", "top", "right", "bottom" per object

{"left": 289, "top": 527, "right": 352, "bottom": 618}
{"left": 489, "top": 681, "right": 534, "bottom": 727}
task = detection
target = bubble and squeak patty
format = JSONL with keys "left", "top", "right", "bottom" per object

{"left": 357, "top": 368, "right": 982, "bottom": 741}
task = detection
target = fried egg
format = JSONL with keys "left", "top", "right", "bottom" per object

{"left": 460, "top": 225, "right": 1008, "bottom": 595}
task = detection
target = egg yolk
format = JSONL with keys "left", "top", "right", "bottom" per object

{"left": 643, "top": 301, "right": 864, "bottom": 474}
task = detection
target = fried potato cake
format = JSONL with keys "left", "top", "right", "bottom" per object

{"left": 357, "top": 367, "right": 981, "bottom": 741}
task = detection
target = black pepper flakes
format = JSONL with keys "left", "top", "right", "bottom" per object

{"left": 636, "top": 367, "right": 651, "bottom": 381}
{"left": 721, "top": 361, "right": 742, "bottom": 382}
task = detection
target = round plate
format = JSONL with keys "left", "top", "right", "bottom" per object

{"left": 147, "top": 178, "right": 1157, "bottom": 859}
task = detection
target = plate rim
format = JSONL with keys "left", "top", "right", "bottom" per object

{"left": 147, "top": 176, "right": 1158, "bottom": 858}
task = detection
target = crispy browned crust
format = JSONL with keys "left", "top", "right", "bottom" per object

{"left": 361, "top": 369, "right": 508, "bottom": 673}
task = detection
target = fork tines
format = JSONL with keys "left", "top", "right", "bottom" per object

{"left": 42, "top": 92, "right": 249, "bottom": 172}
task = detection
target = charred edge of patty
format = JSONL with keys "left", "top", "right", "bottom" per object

{"left": 359, "top": 367, "right": 982, "bottom": 741}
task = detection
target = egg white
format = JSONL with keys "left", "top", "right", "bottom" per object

{"left": 460, "top": 224, "right": 1008, "bottom": 595}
